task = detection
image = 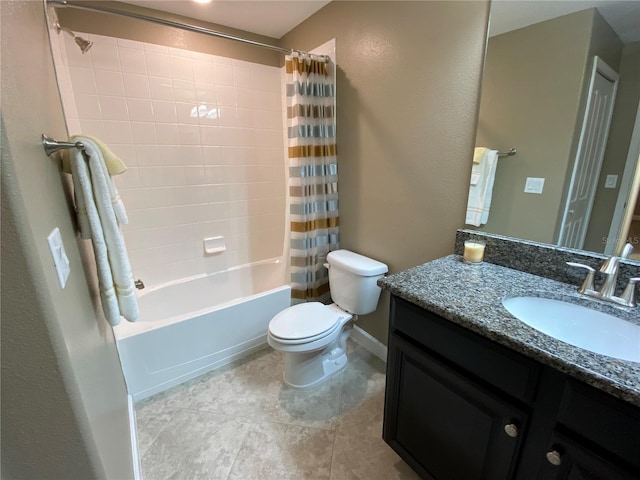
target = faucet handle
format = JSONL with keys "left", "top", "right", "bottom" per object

{"left": 621, "top": 243, "right": 633, "bottom": 259}
{"left": 621, "top": 277, "right": 640, "bottom": 307}
{"left": 566, "top": 262, "right": 596, "bottom": 293}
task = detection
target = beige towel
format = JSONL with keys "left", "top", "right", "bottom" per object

{"left": 473, "top": 147, "right": 488, "bottom": 164}
{"left": 62, "top": 135, "right": 127, "bottom": 175}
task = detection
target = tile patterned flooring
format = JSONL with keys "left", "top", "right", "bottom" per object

{"left": 135, "top": 340, "right": 421, "bottom": 480}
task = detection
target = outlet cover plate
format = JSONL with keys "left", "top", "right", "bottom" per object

{"left": 524, "top": 177, "right": 545, "bottom": 194}
{"left": 47, "top": 227, "right": 70, "bottom": 288}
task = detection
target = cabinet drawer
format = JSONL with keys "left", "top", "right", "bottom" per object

{"left": 391, "top": 296, "right": 540, "bottom": 404}
{"left": 556, "top": 380, "right": 640, "bottom": 470}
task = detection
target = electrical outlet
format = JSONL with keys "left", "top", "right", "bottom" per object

{"left": 604, "top": 175, "right": 618, "bottom": 189}
{"left": 47, "top": 227, "right": 70, "bottom": 288}
{"left": 524, "top": 177, "right": 545, "bottom": 194}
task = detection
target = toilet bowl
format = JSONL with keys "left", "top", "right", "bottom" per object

{"left": 267, "top": 249, "right": 388, "bottom": 389}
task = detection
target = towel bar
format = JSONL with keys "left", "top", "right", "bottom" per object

{"left": 497, "top": 148, "right": 517, "bottom": 157}
{"left": 42, "top": 134, "right": 85, "bottom": 156}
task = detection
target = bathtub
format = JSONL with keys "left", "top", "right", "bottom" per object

{"left": 114, "top": 259, "right": 291, "bottom": 401}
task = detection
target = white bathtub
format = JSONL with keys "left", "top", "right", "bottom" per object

{"left": 114, "top": 259, "right": 291, "bottom": 401}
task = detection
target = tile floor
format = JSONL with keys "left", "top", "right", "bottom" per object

{"left": 135, "top": 340, "right": 421, "bottom": 480}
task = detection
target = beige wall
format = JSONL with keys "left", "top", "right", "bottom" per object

{"left": 1, "top": 1, "right": 134, "bottom": 478}
{"left": 585, "top": 41, "right": 640, "bottom": 251}
{"left": 57, "top": 0, "right": 281, "bottom": 66}
{"left": 475, "top": 9, "right": 595, "bottom": 243}
{"left": 282, "top": 1, "right": 490, "bottom": 342}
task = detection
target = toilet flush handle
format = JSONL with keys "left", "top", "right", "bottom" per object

{"left": 324, "top": 263, "right": 330, "bottom": 270}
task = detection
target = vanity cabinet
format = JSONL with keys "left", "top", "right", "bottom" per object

{"left": 383, "top": 295, "right": 640, "bottom": 480}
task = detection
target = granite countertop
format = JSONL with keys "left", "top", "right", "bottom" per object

{"left": 378, "top": 255, "right": 640, "bottom": 407}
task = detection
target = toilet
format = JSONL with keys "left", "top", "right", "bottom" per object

{"left": 268, "top": 249, "right": 388, "bottom": 388}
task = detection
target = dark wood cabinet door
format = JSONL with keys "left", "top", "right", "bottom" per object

{"left": 384, "top": 334, "right": 528, "bottom": 480}
{"left": 535, "top": 431, "right": 638, "bottom": 480}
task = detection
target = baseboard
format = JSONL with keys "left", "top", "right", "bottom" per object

{"left": 351, "top": 325, "right": 388, "bottom": 363}
{"left": 128, "top": 394, "right": 142, "bottom": 480}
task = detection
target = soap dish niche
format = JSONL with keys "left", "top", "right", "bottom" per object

{"left": 203, "top": 236, "right": 225, "bottom": 255}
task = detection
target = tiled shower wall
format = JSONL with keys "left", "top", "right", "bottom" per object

{"left": 55, "top": 32, "right": 286, "bottom": 286}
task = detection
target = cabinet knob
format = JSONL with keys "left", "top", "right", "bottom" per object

{"left": 503, "top": 423, "right": 518, "bottom": 438}
{"left": 546, "top": 450, "right": 562, "bottom": 466}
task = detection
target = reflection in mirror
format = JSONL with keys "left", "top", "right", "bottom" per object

{"left": 469, "top": 1, "right": 640, "bottom": 260}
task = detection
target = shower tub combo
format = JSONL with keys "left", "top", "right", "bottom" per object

{"left": 114, "top": 258, "right": 291, "bottom": 401}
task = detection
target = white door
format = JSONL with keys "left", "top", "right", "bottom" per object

{"left": 558, "top": 56, "right": 619, "bottom": 249}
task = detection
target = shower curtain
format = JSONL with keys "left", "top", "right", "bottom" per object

{"left": 286, "top": 53, "right": 338, "bottom": 303}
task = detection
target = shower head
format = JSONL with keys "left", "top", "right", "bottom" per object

{"left": 54, "top": 21, "right": 93, "bottom": 54}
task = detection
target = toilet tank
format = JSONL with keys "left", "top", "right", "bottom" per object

{"left": 326, "top": 250, "right": 388, "bottom": 315}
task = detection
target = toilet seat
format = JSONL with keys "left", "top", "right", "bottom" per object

{"left": 268, "top": 302, "right": 350, "bottom": 345}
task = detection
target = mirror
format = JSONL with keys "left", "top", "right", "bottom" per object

{"left": 471, "top": 1, "right": 640, "bottom": 259}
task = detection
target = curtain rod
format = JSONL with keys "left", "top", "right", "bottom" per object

{"left": 48, "top": 0, "right": 328, "bottom": 60}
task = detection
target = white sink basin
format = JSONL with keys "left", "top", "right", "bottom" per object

{"left": 502, "top": 296, "right": 640, "bottom": 363}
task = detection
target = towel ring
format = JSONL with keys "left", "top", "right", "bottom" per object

{"left": 42, "top": 134, "right": 85, "bottom": 156}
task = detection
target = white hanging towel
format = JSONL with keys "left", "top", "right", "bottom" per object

{"left": 465, "top": 148, "right": 499, "bottom": 227}
{"left": 69, "top": 137, "right": 138, "bottom": 325}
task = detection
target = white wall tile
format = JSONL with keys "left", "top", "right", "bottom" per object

{"left": 173, "top": 79, "right": 196, "bottom": 103}
{"left": 152, "top": 100, "right": 177, "bottom": 123}
{"left": 79, "top": 119, "right": 106, "bottom": 138}
{"left": 177, "top": 146, "right": 204, "bottom": 166}
{"left": 170, "top": 55, "right": 194, "bottom": 81}
{"left": 149, "top": 76, "right": 174, "bottom": 101}
{"left": 123, "top": 73, "right": 151, "bottom": 99}
{"left": 69, "top": 67, "right": 97, "bottom": 94}
{"left": 232, "top": 66, "right": 252, "bottom": 89}
{"left": 76, "top": 94, "right": 102, "bottom": 119}
{"left": 135, "top": 145, "right": 161, "bottom": 166}
{"left": 131, "top": 122, "right": 157, "bottom": 144}
{"left": 214, "top": 63, "right": 234, "bottom": 86}
{"left": 119, "top": 47, "right": 147, "bottom": 74}
{"left": 178, "top": 124, "right": 201, "bottom": 145}
{"left": 158, "top": 145, "right": 183, "bottom": 166}
{"left": 199, "top": 125, "right": 219, "bottom": 146}
{"left": 95, "top": 69, "right": 126, "bottom": 96}
{"left": 114, "top": 167, "right": 141, "bottom": 189}
{"left": 139, "top": 167, "right": 164, "bottom": 187}
{"left": 99, "top": 96, "right": 129, "bottom": 120}
{"left": 155, "top": 123, "right": 180, "bottom": 145}
{"left": 184, "top": 166, "right": 206, "bottom": 185}
{"left": 215, "top": 85, "right": 236, "bottom": 106}
{"left": 175, "top": 102, "right": 199, "bottom": 124}
{"left": 91, "top": 43, "right": 120, "bottom": 71}
{"left": 102, "top": 120, "right": 133, "bottom": 144}
{"left": 145, "top": 51, "right": 172, "bottom": 78}
{"left": 127, "top": 98, "right": 154, "bottom": 122}
{"left": 58, "top": 32, "right": 287, "bottom": 286}
{"left": 202, "top": 146, "right": 222, "bottom": 165}
{"left": 193, "top": 60, "right": 214, "bottom": 83}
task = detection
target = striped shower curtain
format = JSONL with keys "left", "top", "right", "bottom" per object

{"left": 286, "top": 53, "right": 339, "bottom": 304}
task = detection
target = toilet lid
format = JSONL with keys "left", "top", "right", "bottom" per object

{"left": 269, "top": 302, "right": 342, "bottom": 340}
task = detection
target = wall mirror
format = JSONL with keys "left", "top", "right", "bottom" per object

{"left": 471, "top": 0, "right": 640, "bottom": 260}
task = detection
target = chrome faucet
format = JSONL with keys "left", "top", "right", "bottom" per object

{"left": 567, "top": 243, "right": 638, "bottom": 307}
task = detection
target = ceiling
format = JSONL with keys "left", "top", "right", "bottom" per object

{"left": 121, "top": 1, "right": 639, "bottom": 44}
{"left": 489, "top": 0, "right": 640, "bottom": 43}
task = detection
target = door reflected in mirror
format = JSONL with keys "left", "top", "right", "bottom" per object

{"left": 470, "top": 1, "right": 640, "bottom": 258}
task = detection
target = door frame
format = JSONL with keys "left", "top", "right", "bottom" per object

{"left": 558, "top": 56, "right": 619, "bottom": 248}
{"left": 605, "top": 99, "right": 640, "bottom": 255}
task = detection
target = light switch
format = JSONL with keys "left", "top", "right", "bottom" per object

{"left": 524, "top": 177, "right": 545, "bottom": 194}
{"left": 604, "top": 175, "right": 618, "bottom": 189}
{"left": 47, "top": 227, "right": 70, "bottom": 288}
